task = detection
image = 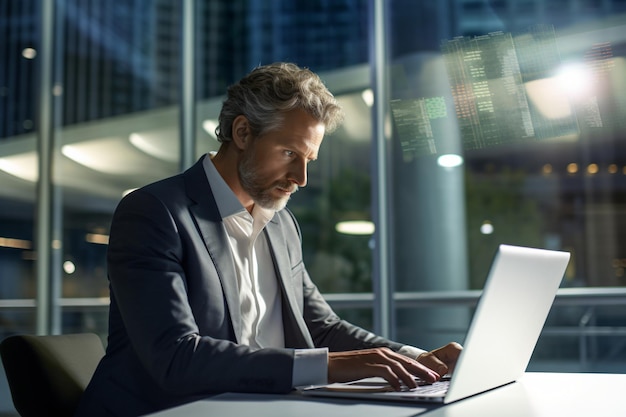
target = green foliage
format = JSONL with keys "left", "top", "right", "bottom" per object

{"left": 291, "top": 169, "right": 373, "bottom": 293}
{"left": 465, "top": 167, "right": 545, "bottom": 288}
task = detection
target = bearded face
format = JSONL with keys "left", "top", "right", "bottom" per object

{"left": 238, "top": 144, "right": 298, "bottom": 211}
{"left": 234, "top": 108, "right": 325, "bottom": 212}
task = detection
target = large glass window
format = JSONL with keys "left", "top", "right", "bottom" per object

{"left": 194, "top": 1, "right": 375, "bottom": 328}
{"left": 55, "top": 1, "right": 183, "bottom": 337}
{"left": 387, "top": 0, "right": 626, "bottom": 372}
{"left": 1, "top": 1, "right": 626, "bottom": 415}
{"left": 0, "top": 0, "right": 39, "bottom": 339}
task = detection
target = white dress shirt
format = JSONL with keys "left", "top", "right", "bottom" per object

{"left": 224, "top": 205, "right": 286, "bottom": 348}
{"left": 202, "top": 154, "right": 327, "bottom": 386}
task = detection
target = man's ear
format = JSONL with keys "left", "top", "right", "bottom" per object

{"left": 232, "top": 115, "right": 250, "bottom": 151}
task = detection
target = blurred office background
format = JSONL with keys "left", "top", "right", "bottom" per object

{"left": 1, "top": 0, "right": 626, "bottom": 414}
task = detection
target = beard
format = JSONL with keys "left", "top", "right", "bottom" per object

{"left": 238, "top": 148, "right": 298, "bottom": 211}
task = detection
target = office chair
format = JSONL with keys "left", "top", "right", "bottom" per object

{"left": 0, "top": 333, "right": 105, "bottom": 417}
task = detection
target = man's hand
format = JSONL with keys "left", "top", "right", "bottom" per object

{"left": 328, "top": 347, "right": 440, "bottom": 391}
{"left": 416, "top": 342, "right": 463, "bottom": 377}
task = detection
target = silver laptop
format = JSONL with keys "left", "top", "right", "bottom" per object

{"left": 299, "top": 244, "right": 571, "bottom": 404}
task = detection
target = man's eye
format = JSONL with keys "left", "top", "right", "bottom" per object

{"left": 284, "top": 150, "right": 294, "bottom": 157}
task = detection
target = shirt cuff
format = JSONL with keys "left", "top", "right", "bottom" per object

{"left": 398, "top": 345, "right": 427, "bottom": 359}
{"left": 291, "top": 347, "right": 328, "bottom": 387}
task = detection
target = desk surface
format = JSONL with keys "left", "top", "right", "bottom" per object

{"left": 146, "top": 372, "right": 626, "bottom": 417}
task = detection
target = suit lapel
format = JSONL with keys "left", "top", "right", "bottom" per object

{"left": 183, "top": 157, "right": 314, "bottom": 348}
{"left": 184, "top": 160, "right": 244, "bottom": 343}
{"left": 265, "top": 218, "right": 315, "bottom": 348}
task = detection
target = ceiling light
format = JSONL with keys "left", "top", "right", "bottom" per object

{"left": 62, "top": 145, "right": 97, "bottom": 169}
{"left": 567, "top": 163, "right": 579, "bottom": 174}
{"left": 0, "top": 237, "right": 32, "bottom": 249}
{"left": 63, "top": 260, "right": 76, "bottom": 274}
{"left": 0, "top": 153, "right": 38, "bottom": 182}
{"left": 62, "top": 137, "right": 151, "bottom": 174}
{"left": 335, "top": 220, "right": 375, "bottom": 235}
{"left": 22, "top": 48, "right": 37, "bottom": 59}
{"left": 361, "top": 89, "right": 374, "bottom": 107}
{"left": 480, "top": 221, "right": 494, "bottom": 235}
{"left": 202, "top": 119, "right": 219, "bottom": 139}
{"left": 129, "top": 133, "right": 177, "bottom": 162}
{"left": 542, "top": 164, "right": 553, "bottom": 175}
{"left": 85, "top": 233, "right": 109, "bottom": 245}
{"left": 437, "top": 154, "right": 464, "bottom": 168}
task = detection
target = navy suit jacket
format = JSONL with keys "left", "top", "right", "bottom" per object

{"left": 75, "top": 157, "right": 403, "bottom": 417}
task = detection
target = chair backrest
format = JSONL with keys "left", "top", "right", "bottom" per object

{"left": 0, "top": 333, "right": 105, "bottom": 417}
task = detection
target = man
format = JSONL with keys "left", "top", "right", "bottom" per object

{"left": 75, "top": 62, "right": 461, "bottom": 417}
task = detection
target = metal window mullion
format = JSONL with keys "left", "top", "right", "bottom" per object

{"left": 369, "top": 0, "right": 393, "bottom": 339}
{"left": 180, "top": 0, "right": 196, "bottom": 171}
{"left": 35, "top": 0, "right": 56, "bottom": 335}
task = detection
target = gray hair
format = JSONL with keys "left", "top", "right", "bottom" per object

{"left": 215, "top": 62, "right": 344, "bottom": 142}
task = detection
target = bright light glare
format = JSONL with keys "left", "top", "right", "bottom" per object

{"left": 0, "top": 237, "right": 32, "bottom": 249}
{"left": 556, "top": 64, "right": 592, "bottom": 98}
{"left": 335, "top": 220, "right": 375, "bottom": 235}
{"left": 437, "top": 154, "right": 464, "bottom": 168}
{"left": 525, "top": 78, "right": 573, "bottom": 119}
{"left": 62, "top": 145, "right": 94, "bottom": 167}
{"left": 63, "top": 139, "right": 151, "bottom": 174}
{"left": 480, "top": 221, "right": 494, "bottom": 235}
{"left": 22, "top": 48, "right": 37, "bottom": 59}
{"left": 63, "top": 261, "right": 76, "bottom": 275}
{"left": 86, "top": 233, "right": 110, "bottom": 245}
{"left": 129, "top": 133, "right": 174, "bottom": 161}
{"left": 361, "top": 89, "right": 374, "bottom": 107}
{"left": 567, "top": 163, "right": 579, "bottom": 174}
{"left": 0, "top": 154, "right": 38, "bottom": 182}
{"left": 202, "top": 120, "right": 219, "bottom": 139}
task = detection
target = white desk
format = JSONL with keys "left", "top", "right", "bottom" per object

{"left": 146, "top": 372, "right": 626, "bottom": 417}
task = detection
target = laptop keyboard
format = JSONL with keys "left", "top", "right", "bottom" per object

{"left": 411, "top": 381, "right": 449, "bottom": 395}
{"left": 400, "top": 380, "right": 450, "bottom": 396}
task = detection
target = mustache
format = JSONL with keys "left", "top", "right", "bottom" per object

{"left": 276, "top": 182, "right": 299, "bottom": 194}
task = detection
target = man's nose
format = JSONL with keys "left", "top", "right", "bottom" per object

{"left": 289, "top": 159, "right": 307, "bottom": 188}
